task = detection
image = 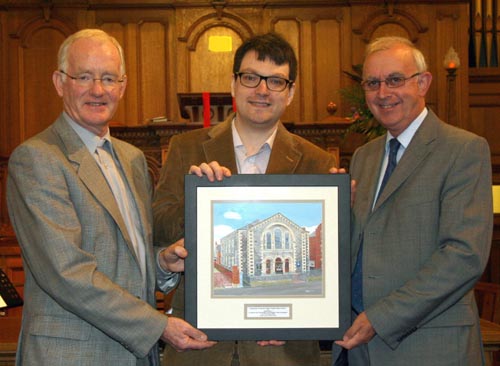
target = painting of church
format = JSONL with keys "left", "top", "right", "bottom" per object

{"left": 215, "top": 212, "right": 315, "bottom": 286}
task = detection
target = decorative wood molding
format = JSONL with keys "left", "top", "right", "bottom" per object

{"left": 11, "top": 16, "right": 76, "bottom": 48}
{"left": 109, "top": 121, "right": 356, "bottom": 184}
{"left": 352, "top": 8, "right": 428, "bottom": 43}
{"left": 178, "top": 11, "right": 253, "bottom": 50}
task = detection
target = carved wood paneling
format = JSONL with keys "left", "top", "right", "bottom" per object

{"left": 0, "top": 157, "right": 13, "bottom": 238}
{"left": 0, "top": 0, "right": 473, "bottom": 153}
{"left": 109, "top": 121, "right": 355, "bottom": 186}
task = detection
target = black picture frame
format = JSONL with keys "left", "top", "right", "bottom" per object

{"left": 184, "top": 174, "right": 351, "bottom": 341}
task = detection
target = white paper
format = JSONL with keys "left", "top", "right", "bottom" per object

{"left": 0, "top": 295, "right": 7, "bottom": 308}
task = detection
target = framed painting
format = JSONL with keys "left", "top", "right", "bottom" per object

{"left": 184, "top": 174, "right": 351, "bottom": 340}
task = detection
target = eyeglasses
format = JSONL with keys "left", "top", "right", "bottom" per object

{"left": 235, "top": 72, "right": 293, "bottom": 92}
{"left": 361, "top": 73, "right": 421, "bottom": 91}
{"left": 59, "top": 70, "right": 125, "bottom": 89}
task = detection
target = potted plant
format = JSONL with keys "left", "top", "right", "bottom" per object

{"left": 340, "top": 64, "right": 385, "bottom": 141}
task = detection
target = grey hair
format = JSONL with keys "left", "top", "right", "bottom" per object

{"left": 57, "top": 29, "right": 126, "bottom": 75}
{"left": 365, "top": 36, "right": 427, "bottom": 73}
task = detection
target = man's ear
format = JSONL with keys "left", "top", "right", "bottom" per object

{"left": 417, "top": 71, "right": 432, "bottom": 96}
{"left": 231, "top": 74, "right": 236, "bottom": 98}
{"left": 52, "top": 71, "right": 64, "bottom": 97}
{"left": 286, "top": 83, "right": 296, "bottom": 106}
{"left": 118, "top": 75, "right": 127, "bottom": 100}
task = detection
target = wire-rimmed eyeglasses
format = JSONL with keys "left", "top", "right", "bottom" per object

{"left": 361, "top": 72, "right": 421, "bottom": 91}
{"left": 234, "top": 72, "right": 293, "bottom": 92}
{"left": 59, "top": 70, "right": 126, "bottom": 89}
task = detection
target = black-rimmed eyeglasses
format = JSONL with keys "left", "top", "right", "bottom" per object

{"left": 234, "top": 72, "right": 293, "bottom": 92}
{"left": 59, "top": 70, "right": 125, "bottom": 89}
{"left": 361, "top": 72, "right": 421, "bottom": 91}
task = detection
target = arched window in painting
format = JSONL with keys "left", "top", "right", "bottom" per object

{"left": 274, "top": 228, "right": 282, "bottom": 249}
{"left": 285, "top": 231, "right": 290, "bottom": 249}
{"left": 266, "top": 232, "right": 272, "bottom": 249}
{"left": 285, "top": 258, "right": 290, "bottom": 273}
{"left": 266, "top": 259, "right": 271, "bottom": 274}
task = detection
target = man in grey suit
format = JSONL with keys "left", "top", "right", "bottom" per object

{"left": 335, "top": 36, "right": 493, "bottom": 365}
{"left": 153, "top": 33, "right": 336, "bottom": 365}
{"left": 7, "top": 29, "right": 214, "bottom": 366}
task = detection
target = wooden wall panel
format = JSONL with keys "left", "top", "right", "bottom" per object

{"left": 21, "top": 27, "right": 64, "bottom": 140}
{"left": 97, "top": 9, "right": 173, "bottom": 125}
{"left": 139, "top": 22, "right": 168, "bottom": 123}
{"left": 274, "top": 19, "right": 301, "bottom": 123}
{"left": 176, "top": 7, "right": 252, "bottom": 121}
{"left": 312, "top": 18, "right": 343, "bottom": 122}
{"left": 469, "top": 69, "right": 500, "bottom": 183}
{"left": 3, "top": 12, "right": 75, "bottom": 152}
{"left": 100, "top": 22, "right": 130, "bottom": 125}
{"left": 0, "top": 158, "right": 11, "bottom": 237}
{"left": 0, "top": 15, "right": 6, "bottom": 157}
{"left": 189, "top": 26, "right": 241, "bottom": 94}
{"left": 435, "top": 4, "right": 470, "bottom": 128}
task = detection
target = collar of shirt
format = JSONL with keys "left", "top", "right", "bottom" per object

{"left": 385, "top": 107, "right": 428, "bottom": 161}
{"left": 231, "top": 118, "right": 277, "bottom": 174}
{"left": 373, "top": 107, "right": 427, "bottom": 209}
{"left": 231, "top": 118, "right": 278, "bottom": 150}
{"left": 63, "top": 112, "right": 113, "bottom": 156}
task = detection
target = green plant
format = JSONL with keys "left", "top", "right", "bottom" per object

{"left": 339, "top": 64, "right": 386, "bottom": 141}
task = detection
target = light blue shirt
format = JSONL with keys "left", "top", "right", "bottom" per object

{"left": 232, "top": 119, "right": 277, "bottom": 174}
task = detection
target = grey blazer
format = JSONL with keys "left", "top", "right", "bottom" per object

{"left": 346, "top": 109, "right": 493, "bottom": 365}
{"left": 7, "top": 114, "right": 167, "bottom": 366}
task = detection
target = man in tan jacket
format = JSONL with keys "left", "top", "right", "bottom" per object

{"left": 153, "top": 32, "right": 336, "bottom": 366}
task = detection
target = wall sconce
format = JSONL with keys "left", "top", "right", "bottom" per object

{"left": 443, "top": 46, "right": 460, "bottom": 71}
{"left": 444, "top": 46, "right": 459, "bottom": 124}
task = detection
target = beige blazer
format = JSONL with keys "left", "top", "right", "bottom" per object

{"left": 7, "top": 114, "right": 167, "bottom": 366}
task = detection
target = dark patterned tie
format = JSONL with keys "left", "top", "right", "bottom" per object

{"left": 378, "top": 138, "right": 401, "bottom": 199}
{"left": 351, "top": 138, "right": 401, "bottom": 314}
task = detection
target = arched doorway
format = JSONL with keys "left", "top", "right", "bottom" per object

{"left": 275, "top": 258, "right": 283, "bottom": 274}
{"left": 266, "top": 259, "right": 271, "bottom": 274}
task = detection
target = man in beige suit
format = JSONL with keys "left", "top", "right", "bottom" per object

{"left": 334, "top": 36, "right": 493, "bottom": 365}
{"left": 7, "top": 29, "right": 214, "bottom": 366}
{"left": 153, "top": 33, "right": 336, "bottom": 365}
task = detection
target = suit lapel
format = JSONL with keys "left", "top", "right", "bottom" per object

{"left": 266, "top": 123, "right": 301, "bottom": 173}
{"left": 202, "top": 120, "right": 239, "bottom": 172}
{"left": 53, "top": 116, "right": 137, "bottom": 261}
{"left": 352, "top": 137, "right": 386, "bottom": 233}
{"left": 373, "top": 111, "right": 438, "bottom": 210}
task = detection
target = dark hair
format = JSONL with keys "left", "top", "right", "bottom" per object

{"left": 233, "top": 32, "right": 297, "bottom": 82}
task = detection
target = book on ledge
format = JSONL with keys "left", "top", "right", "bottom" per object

{"left": 0, "top": 268, "right": 23, "bottom": 309}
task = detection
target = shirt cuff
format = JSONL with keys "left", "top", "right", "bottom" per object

{"left": 156, "top": 248, "right": 181, "bottom": 293}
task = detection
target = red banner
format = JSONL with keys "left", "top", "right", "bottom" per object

{"left": 202, "top": 92, "right": 211, "bottom": 128}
